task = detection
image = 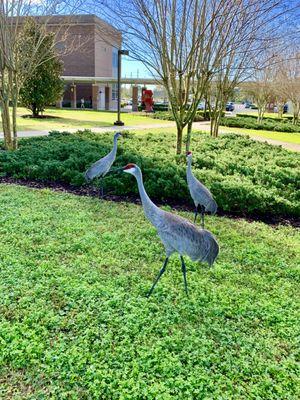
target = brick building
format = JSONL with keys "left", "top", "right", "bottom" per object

{"left": 49, "top": 14, "right": 122, "bottom": 110}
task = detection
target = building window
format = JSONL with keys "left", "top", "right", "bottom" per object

{"left": 112, "top": 48, "right": 119, "bottom": 78}
{"left": 112, "top": 84, "right": 118, "bottom": 101}
{"left": 112, "top": 49, "right": 118, "bottom": 68}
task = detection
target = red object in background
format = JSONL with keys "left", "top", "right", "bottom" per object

{"left": 141, "top": 88, "right": 154, "bottom": 112}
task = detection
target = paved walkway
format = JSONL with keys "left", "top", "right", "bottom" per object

{"left": 1, "top": 121, "right": 299, "bottom": 152}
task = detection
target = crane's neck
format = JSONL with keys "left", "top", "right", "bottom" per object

{"left": 187, "top": 158, "right": 193, "bottom": 180}
{"left": 110, "top": 136, "right": 118, "bottom": 158}
{"left": 135, "top": 170, "right": 161, "bottom": 224}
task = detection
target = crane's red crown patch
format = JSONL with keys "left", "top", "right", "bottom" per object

{"left": 123, "top": 163, "right": 136, "bottom": 170}
{"left": 186, "top": 151, "right": 192, "bottom": 155}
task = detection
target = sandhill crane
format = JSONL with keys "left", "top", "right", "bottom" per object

{"left": 122, "top": 163, "right": 219, "bottom": 296}
{"left": 186, "top": 151, "right": 217, "bottom": 229}
{"left": 85, "top": 132, "right": 122, "bottom": 196}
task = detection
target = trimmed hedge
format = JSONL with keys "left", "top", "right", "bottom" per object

{"left": 148, "top": 110, "right": 211, "bottom": 122}
{"left": 0, "top": 130, "right": 299, "bottom": 218}
{"left": 236, "top": 113, "right": 295, "bottom": 122}
{"left": 221, "top": 116, "right": 300, "bottom": 133}
{"left": 138, "top": 103, "right": 169, "bottom": 112}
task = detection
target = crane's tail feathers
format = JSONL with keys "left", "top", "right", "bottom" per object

{"left": 207, "top": 239, "right": 219, "bottom": 266}
{"left": 84, "top": 170, "right": 92, "bottom": 182}
{"left": 207, "top": 199, "right": 218, "bottom": 215}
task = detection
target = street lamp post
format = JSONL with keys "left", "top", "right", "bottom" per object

{"left": 114, "top": 49, "right": 129, "bottom": 126}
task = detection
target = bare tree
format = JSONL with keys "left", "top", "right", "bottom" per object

{"left": 206, "top": 0, "right": 300, "bottom": 135}
{"left": 244, "top": 65, "right": 275, "bottom": 123}
{"left": 274, "top": 53, "right": 300, "bottom": 124}
{"left": 0, "top": 0, "right": 84, "bottom": 150}
{"left": 286, "top": 56, "right": 300, "bottom": 124}
{"left": 91, "top": 0, "right": 299, "bottom": 153}
{"left": 94, "top": 0, "right": 240, "bottom": 154}
{"left": 272, "top": 77, "right": 288, "bottom": 118}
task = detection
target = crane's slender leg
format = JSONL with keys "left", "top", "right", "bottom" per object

{"left": 180, "top": 256, "right": 188, "bottom": 296}
{"left": 98, "top": 178, "right": 104, "bottom": 198}
{"left": 194, "top": 206, "right": 198, "bottom": 224}
{"left": 201, "top": 205, "right": 205, "bottom": 229}
{"left": 147, "top": 257, "right": 169, "bottom": 297}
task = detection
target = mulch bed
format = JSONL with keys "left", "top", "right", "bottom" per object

{"left": 0, "top": 177, "right": 299, "bottom": 228}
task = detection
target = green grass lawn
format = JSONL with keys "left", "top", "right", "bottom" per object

{"left": 148, "top": 126, "right": 300, "bottom": 146}
{"left": 0, "top": 107, "right": 169, "bottom": 132}
{"left": 219, "top": 126, "right": 300, "bottom": 145}
{"left": 0, "top": 184, "right": 299, "bottom": 399}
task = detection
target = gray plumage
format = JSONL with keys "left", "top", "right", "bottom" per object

{"left": 123, "top": 163, "right": 219, "bottom": 296}
{"left": 85, "top": 132, "right": 121, "bottom": 181}
{"left": 186, "top": 152, "right": 217, "bottom": 227}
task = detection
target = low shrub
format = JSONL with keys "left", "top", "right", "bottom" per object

{"left": 221, "top": 116, "right": 300, "bottom": 133}
{"left": 138, "top": 103, "right": 169, "bottom": 112}
{"left": 236, "top": 113, "right": 295, "bottom": 122}
{"left": 0, "top": 130, "right": 299, "bottom": 218}
{"left": 149, "top": 110, "right": 212, "bottom": 122}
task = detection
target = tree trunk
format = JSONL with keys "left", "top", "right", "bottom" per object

{"left": 213, "top": 114, "right": 220, "bottom": 137}
{"left": 257, "top": 106, "right": 265, "bottom": 123}
{"left": 210, "top": 108, "right": 221, "bottom": 137}
{"left": 1, "top": 100, "right": 13, "bottom": 150}
{"left": 257, "top": 109, "right": 261, "bottom": 123}
{"left": 185, "top": 120, "right": 193, "bottom": 153}
{"left": 292, "top": 103, "right": 299, "bottom": 125}
{"left": 12, "top": 102, "right": 18, "bottom": 150}
{"left": 176, "top": 125, "right": 183, "bottom": 155}
{"left": 32, "top": 103, "right": 39, "bottom": 118}
{"left": 10, "top": 75, "right": 19, "bottom": 149}
{"left": 211, "top": 111, "right": 221, "bottom": 138}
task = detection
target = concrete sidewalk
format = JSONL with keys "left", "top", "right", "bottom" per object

{"left": 0, "top": 122, "right": 175, "bottom": 139}
{"left": 1, "top": 121, "right": 299, "bottom": 152}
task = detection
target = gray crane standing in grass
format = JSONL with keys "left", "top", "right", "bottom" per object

{"left": 122, "top": 163, "right": 219, "bottom": 296}
{"left": 186, "top": 151, "right": 217, "bottom": 229}
{"left": 85, "top": 132, "right": 122, "bottom": 196}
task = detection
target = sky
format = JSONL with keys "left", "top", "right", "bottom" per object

{"left": 122, "top": 57, "right": 152, "bottom": 79}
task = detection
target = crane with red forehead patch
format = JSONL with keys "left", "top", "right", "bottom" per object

{"left": 122, "top": 163, "right": 219, "bottom": 296}
{"left": 186, "top": 151, "right": 217, "bottom": 228}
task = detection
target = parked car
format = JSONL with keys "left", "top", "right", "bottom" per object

{"left": 226, "top": 102, "right": 235, "bottom": 112}
{"left": 283, "top": 104, "right": 288, "bottom": 114}
{"left": 197, "top": 102, "right": 205, "bottom": 110}
{"left": 244, "top": 102, "right": 252, "bottom": 108}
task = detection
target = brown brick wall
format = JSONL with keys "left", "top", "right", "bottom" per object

{"left": 59, "top": 24, "right": 95, "bottom": 76}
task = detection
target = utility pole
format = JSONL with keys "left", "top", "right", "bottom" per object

{"left": 114, "top": 49, "right": 129, "bottom": 126}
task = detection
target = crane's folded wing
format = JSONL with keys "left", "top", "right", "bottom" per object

{"left": 85, "top": 153, "right": 113, "bottom": 180}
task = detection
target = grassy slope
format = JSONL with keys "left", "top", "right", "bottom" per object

{"left": 142, "top": 115, "right": 300, "bottom": 146}
{"left": 222, "top": 112, "right": 300, "bottom": 144}
{"left": 0, "top": 108, "right": 168, "bottom": 132}
{"left": 147, "top": 125, "right": 300, "bottom": 146}
{"left": 218, "top": 126, "right": 300, "bottom": 145}
{"left": 0, "top": 185, "right": 299, "bottom": 399}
